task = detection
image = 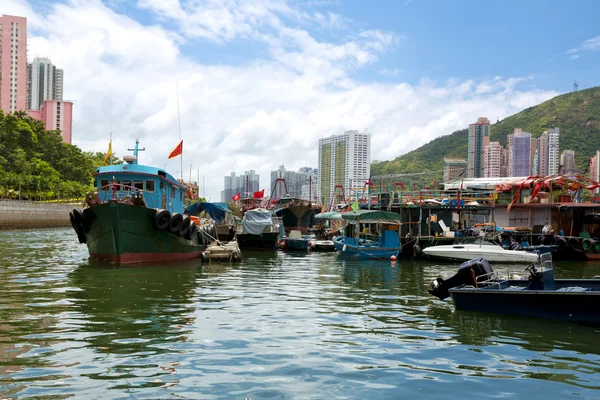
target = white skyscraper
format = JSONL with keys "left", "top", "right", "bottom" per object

{"left": 484, "top": 142, "right": 503, "bottom": 178}
{"left": 547, "top": 128, "right": 560, "bottom": 175}
{"left": 318, "top": 130, "right": 371, "bottom": 207}
{"left": 27, "top": 57, "right": 64, "bottom": 110}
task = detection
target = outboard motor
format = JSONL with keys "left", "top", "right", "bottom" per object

{"left": 428, "top": 258, "right": 493, "bottom": 300}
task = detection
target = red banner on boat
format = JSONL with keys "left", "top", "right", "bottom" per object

{"left": 253, "top": 189, "right": 264, "bottom": 199}
{"left": 168, "top": 140, "right": 183, "bottom": 159}
{"left": 231, "top": 193, "right": 241, "bottom": 201}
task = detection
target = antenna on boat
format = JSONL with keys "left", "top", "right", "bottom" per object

{"left": 176, "top": 81, "right": 183, "bottom": 182}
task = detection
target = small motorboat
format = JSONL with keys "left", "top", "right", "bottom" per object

{"left": 422, "top": 236, "right": 539, "bottom": 263}
{"left": 310, "top": 240, "right": 336, "bottom": 252}
{"left": 428, "top": 254, "right": 600, "bottom": 324}
{"left": 280, "top": 230, "right": 314, "bottom": 251}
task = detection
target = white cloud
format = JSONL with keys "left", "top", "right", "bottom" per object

{"left": 5, "top": 0, "right": 559, "bottom": 201}
{"left": 565, "top": 34, "right": 600, "bottom": 60}
{"left": 581, "top": 35, "right": 600, "bottom": 51}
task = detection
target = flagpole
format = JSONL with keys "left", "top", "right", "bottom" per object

{"left": 109, "top": 88, "right": 112, "bottom": 165}
{"left": 176, "top": 81, "right": 183, "bottom": 182}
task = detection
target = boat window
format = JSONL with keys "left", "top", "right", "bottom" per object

{"left": 134, "top": 181, "right": 143, "bottom": 191}
{"left": 121, "top": 181, "right": 131, "bottom": 191}
{"left": 146, "top": 181, "right": 155, "bottom": 192}
{"left": 170, "top": 185, "right": 175, "bottom": 198}
{"left": 180, "top": 191, "right": 183, "bottom": 202}
{"left": 100, "top": 179, "right": 108, "bottom": 189}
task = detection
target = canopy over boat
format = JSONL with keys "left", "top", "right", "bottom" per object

{"left": 185, "top": 202, "right": 229, "bottom": 224}
{"left": 241, "top": 208, "right": 276, "bottom": 235}
{"left": 315, "top": 211, "right": 342, "bottom": 220}
{"left": 341, "top": 209, "right": 401, "bottom": 224}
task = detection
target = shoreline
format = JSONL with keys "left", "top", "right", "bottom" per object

{"left": 0, "top": 200, "right": 79, "bottom": 230}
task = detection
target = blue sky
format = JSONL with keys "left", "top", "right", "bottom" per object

{"left": 103, "top": 0, "right": 600, "bottom": 92}
{"left": 5, "top": 0, "right": 599, "bottom": 199}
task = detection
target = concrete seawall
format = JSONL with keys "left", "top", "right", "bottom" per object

{"left": 0, "top": 200, "right": 80, "bottom": 230}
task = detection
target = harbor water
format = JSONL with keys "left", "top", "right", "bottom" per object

{"left": 1, "top": 228, "right": 599, "bottom": 399}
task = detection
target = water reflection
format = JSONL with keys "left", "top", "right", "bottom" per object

{"left": 67, "top": 263, "right": 201, "bottom": 355}
{"left": 1, "top": 229, "right": 599, "bottom": 398}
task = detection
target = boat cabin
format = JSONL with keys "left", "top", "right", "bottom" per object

{"left": 93, "top": 142, "right": 187, "bottom": 213}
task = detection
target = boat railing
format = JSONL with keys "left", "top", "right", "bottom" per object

{"left": 97, "top": 183, "right": 176, "bottom": 212}
{"left": 475, "top": 253, "right": 552, "bottom": 289}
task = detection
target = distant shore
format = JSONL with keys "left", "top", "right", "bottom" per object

{"left": 0, "top": 200, "right": 78, "bottom": 230}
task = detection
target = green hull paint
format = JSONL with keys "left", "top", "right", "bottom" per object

{"left": 83, "top": 202, "right": 204, "bottom": 264}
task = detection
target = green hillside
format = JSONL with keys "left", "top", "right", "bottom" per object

{"left": 371, "top": 86, "right": 600, "bottom": 184}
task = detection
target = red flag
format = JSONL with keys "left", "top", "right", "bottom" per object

{"left": 253, "top": 189, "right": 264, "bottom": 199}
{"left": 168, "top": 140, "right": 183, "bottom": 159}
{"left": 231, "top": 193, "right": 241, "bottom": 201}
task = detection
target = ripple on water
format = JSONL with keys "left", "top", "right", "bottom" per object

{"left": 0, "top": 229, "right": 600, "bottom": 399}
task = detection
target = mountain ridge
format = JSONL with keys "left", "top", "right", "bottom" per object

{"left": 371, "top": 86, "right": 600, "bottom": 183}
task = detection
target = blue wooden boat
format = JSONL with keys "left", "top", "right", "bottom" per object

{"left": 280, "top": 230, "right": 314, "bottom": 251}
{"left": 428, "top": 254, "right": 600, "bottom": 324}
{"left": 333, "top": 210, "right": 402, "bottom": 259}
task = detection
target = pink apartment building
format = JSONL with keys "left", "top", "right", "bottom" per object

{"left": 27, "top": 100, "right": 73, "bottom": 144}
{"left": 0, "top": 15, "right": 28, "bottom": 113}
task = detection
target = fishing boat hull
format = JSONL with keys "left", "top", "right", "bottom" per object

{"left": 422, "top": 244, "right": 539, "bottom": 263}
{"left": 81, "top": 202, "right": 204, "bottom": 264}
{"left": 236, "top": 232, "right": 279, "bottom": 249}
{"left": 333, "top": 236, "right": 400, "bottom": 259}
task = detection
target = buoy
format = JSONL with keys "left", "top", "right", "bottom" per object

{"left": 342, "top": 244, "right": 347, "bottom": 252}
{"left": 390, "top": 255, "right": 397, "bottom": 261}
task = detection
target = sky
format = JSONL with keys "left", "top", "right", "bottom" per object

{"left": 3, "top": 0, "right": 600, "bottom": 200}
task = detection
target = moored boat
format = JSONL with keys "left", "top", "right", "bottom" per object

{"left": 69, "top": 141, "right": 204, "bottom": 264}
{"left": 333, "top": 209, "right": 402, "bottom": 259}
{"left": 422, "top": 237, "right": 539, "bottom": 263}
{"left": 279, "top": 230, "right": 314, "bottom": 251}
{"left": 236, "top": 208, "right": 282, "bottom": 249}
{"left": 310, "top": 240, "right": 336, "bottom": 252}
{"left": 428, "top": 254, "right": 600, "bottom": 324}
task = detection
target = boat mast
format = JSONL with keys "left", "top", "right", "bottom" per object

{"left": 128, "top": 139, "right": 145, "bottom": 165}
{"left": 176, "top": 81, "right": 183, "bottom": 182}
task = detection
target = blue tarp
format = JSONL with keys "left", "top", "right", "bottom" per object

{"left": 184, "top": 202, "right": 229, "bottom": 224}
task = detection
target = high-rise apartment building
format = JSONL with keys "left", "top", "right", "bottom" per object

{"left": 0, "top": 15, "right": 27, "bottom": 113}
{"left": 318, "top": 130, "right": 370, "bottom": 206}
{"left": 27, "top": 100, "right": 73, "bottom": 144}
{"left": 221, "top": 170, "right": 259, "bottom": 202}
{"left": 529, "top": 138, "right": 538, "bottom": 175}
{"left": 548, "top": 128, "right": 560, "bottom": 175}
{"left": 591, "top": 150, "right": 600, "bottom": 194}
{"left": 560, "top": 150, "right": 576, "bottom": 174}
{"left": 537, "top": 131, "right": 549, "bottom": 176}
{"left": 270, "top": 165, "right": 315, "bottom": 200}
{"left": 443, "top": 158, "right": 467, "bottom": 182}
{"left": 484, "top": 142, "right": 503, "bottom": 178}
{"left": 507, "top": 133, "right": 514, "bottom": 176}
{"left": 501, "top": 147, "right": 510, "bottom": 177}
{"left": 27, "top": 57, "right": 64, "bottom": 110}
{"left": 512, "top": 131, "right": 532, "bottom": 176}
{"left": 299, "top": 167, "right": 318, "bottom": 202}
{"left": 467, "top": 117, "right": 490, "bottom": 178}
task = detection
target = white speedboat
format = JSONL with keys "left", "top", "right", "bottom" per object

{"left": 422, "top": 240, "right": 539, "bottom": 263}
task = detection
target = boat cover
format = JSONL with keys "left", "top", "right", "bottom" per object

{"left": 315, "top": 211, "right": 343, "bottom": 220}
{"left": 184, "top": 202, "right": 228, "bottom": 224}
{"left": 242, "top": 208, "right": 274, "bottom": 235}
{"left": 341, "top": 209, "right": 401, "bottom": 224}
